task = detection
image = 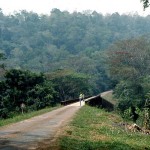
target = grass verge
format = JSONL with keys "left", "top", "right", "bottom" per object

{"left": 58, "top": 105, "right": 150, "bottom": 150}
{"left": 0, "top": 105, "right": 61, "bottom": 127}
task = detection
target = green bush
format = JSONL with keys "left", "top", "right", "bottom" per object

{"left": 0, "top": 69, "right": 56, "bottom": 118}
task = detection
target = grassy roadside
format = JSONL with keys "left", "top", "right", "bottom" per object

{"left": 58, "top": 105, "right": 150, "bottom": 150}
{"left": 0, "top": 105, "right": 61, "bottom": 127}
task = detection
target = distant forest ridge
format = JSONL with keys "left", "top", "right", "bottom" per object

{"left": 0, "top": 8, "right": 150, "bottom": 118}
{"left": 0, "top": 8, "right": 150, "bottom": 71}
{"left": 0, "top": 9, "right": 150, "bottom": 93}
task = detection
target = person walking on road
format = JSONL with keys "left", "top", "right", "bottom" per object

{"left": 82, "top": 93, "right": 85, "bottom": 101}
{"left": 79, "top": 93, "right": 83, "bottom": 106}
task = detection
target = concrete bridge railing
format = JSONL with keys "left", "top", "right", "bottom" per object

{"left": 61, "top": 94, "right": 114, "bottom": 111}
{"left": 85, "top": 95, "right": 114, "bottom": 111}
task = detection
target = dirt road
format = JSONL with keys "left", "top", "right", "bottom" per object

{"left": 0, "top": 101, "right": 85, "bottom": 150}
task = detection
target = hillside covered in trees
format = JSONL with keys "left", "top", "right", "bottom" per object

{"left": 0, "top": 8, "right": 150, "bottom": 120}
{"left": 1, "top": 9, "right": 150, "bottom": 90}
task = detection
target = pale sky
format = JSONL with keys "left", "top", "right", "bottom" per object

{"left": 0, "top": 0, "right": 150, "bottom": 16}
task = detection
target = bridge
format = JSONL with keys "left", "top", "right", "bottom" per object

{"left": 61, "top": 91, "right": 114, "bottom": 111}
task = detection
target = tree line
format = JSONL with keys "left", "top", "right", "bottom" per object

{"left": 0, "top": 68, "right": 91, "bottom": 118}
{"left": 1, "top": 9, "right": 150, "bottom": 93}
{"left": 0, "top": 9, "right": 150, "bottom": 119}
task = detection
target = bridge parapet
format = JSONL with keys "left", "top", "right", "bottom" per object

{"left": 61, "top": 96, "right": 91, "bottom": 106}
{"left": 61, "top": 94, "right": 114, "bottom": 111}
{"left": 85, "top": 95, "right": 114, "bottom": 111}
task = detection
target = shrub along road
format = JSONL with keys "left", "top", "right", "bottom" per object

{"left": 0, "top": 101, "right": 85, "bottom": 150}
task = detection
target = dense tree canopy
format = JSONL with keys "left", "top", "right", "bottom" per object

{"left": 107, "top": 38, "right": 150, "bottom": 112}
{"left": 46, "top": 69, "right": 91, "bottom": 101}
{"left": 0, "top": 69, "right": 55, "bottom": 118}
{"left": 0, "top": 8, "right": 150, "bottom": 118}
{"left": 1, "top": 9, "right": 150, "bottom": 95}
{"left": 0, "top": 68, "right": 94, "bottom": 119}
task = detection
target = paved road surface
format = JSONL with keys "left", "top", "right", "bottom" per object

{"left": 0, "top": 101, "right": 85, "bottom": 150}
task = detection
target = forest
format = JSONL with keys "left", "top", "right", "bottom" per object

{"left": 0, "top": 8, "right": 150, "bottom": 119}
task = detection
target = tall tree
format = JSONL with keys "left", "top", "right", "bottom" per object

{"left": 141, "top": 0, "right": 150, "bottom": 9}
{"left": 107, "top": 38, "right": 150, "bottom": 111}
{"left": 0, "top": 69, "right": 56, "bottom": 118}
{"left": 46, "top": 69, "right": 91, "bottom": 101}
{"left": 107, "top": 38, "right": 150, "bottom": 81}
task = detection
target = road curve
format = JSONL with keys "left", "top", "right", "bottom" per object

{"left": 0, "top": 101, "right": 85, "bottom": 150}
